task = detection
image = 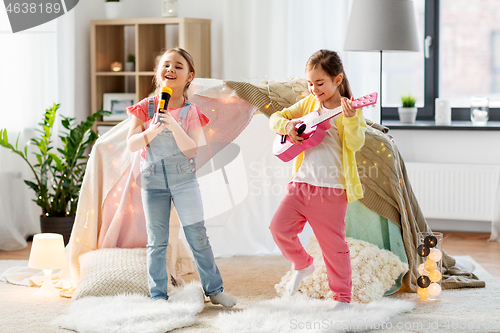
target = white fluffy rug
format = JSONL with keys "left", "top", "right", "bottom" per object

{"left": 54, "top": 282, "right": 205, "bottom": 333}
{"left": 216, "top": 293, "right": 414, "bottom": 333}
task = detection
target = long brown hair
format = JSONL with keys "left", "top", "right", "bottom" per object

{"left": 306, "top": 50, "right": 352, "bottom": 99}
{"left": 154, "top": 47, "right": 196, "bottom": 99}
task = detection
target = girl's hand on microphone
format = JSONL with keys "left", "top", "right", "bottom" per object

{"left": 159, "top": 111, "right": 182, "bottom": 132}
{"left": 147, "top": 123, "right": 164, "bottom": 136}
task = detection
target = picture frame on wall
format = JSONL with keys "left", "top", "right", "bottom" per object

{"left": 102, "top": 93, "right": 136, "bottom": 121}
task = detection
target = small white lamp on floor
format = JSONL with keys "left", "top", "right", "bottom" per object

{"left": 28, "top": 233, "right": 67, "bottom": 297}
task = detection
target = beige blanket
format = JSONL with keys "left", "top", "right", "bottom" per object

{"left": 225, "top": 78, "right": 485, "bottom": 292}
{"left": 63, "top": 119, "right": 193, "bottom": 288}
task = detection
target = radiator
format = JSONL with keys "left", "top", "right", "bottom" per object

{"left": 405, "top": 163, "right": 500, "bottom": 221}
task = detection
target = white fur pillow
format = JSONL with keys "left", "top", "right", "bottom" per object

{"left": 73, "top": 248, "right": 150, "bottom": 300}
{"left": 275, "top": 237, "right": 408, "bottom": 303}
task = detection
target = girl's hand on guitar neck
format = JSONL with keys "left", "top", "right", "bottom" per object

{"left": 341, "top": 97, "right": 356, "bottom": 118}
{"left": 285, "top": 119, "right": 305, "bottom": 145}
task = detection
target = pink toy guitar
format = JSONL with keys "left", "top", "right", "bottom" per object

{"left": 273, "top": 92, "right": 378, "bottom": 162}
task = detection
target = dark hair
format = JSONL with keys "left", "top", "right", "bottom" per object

{"left": 306, "top": 50, "right": 352, "bottom": 99}
{"left": 154, "top": 47, "right": 196, "bottom": 99}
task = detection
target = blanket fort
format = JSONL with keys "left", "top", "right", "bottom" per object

{"left": 63, "top": 78, "right": 484, "bottom": 295}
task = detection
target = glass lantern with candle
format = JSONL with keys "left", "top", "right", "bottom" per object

{"left": 162, "top": 0, "right": 178, "bottom": 17}
{"left": 111, "top": 62, "right": 123, "bottom": 72}
{"left": 470, "top": 97, "right": 489, "bottom": 126}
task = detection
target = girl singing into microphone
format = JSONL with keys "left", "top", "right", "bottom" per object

{"left": 126, "top": 48, "right": 236, "bottom": 307}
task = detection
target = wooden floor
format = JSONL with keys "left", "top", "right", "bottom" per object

{"left": 1, "top": 231, "right": 499, "bottom": 281}
{"left": 438, "top": 231, "right": 500, "bottom": 282}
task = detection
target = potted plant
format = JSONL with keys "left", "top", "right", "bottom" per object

{"left": 0, "top": 103, "right": 109, "bottom": 245}
{"left": 105, "top": 0, "right": 122, "bottom": 19}
{"left": 398, "top": 95, "right": 417, "bottom": 124}
{"left": 126, "top": 54, "right": 135, "bottom": 72}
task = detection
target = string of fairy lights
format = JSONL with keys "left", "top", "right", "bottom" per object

{"left": 417, "top": 234, "right": 443, "bottom": 300}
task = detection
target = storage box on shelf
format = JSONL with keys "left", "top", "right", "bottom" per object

{"left": 90, "top": 17, "right": 211, "bottom": 129}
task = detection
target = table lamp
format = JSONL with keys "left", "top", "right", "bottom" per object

{"left": 28, "top": 233, "right": 67, "bottom": 297}
{"left": 344, "top": 0, "right": 420, "bottom": 122}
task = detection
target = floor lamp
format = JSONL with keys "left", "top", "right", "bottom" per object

{"left": 344, "top": 0, "right": 420, "bottom": 123}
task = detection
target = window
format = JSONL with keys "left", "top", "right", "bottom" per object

{"left": 382, "top": 0, "right": 500, "bottom": 122}
{"left": 0, "top": 11, "right": 58, "bottom": 131}
{"left": 492, "top": 31, "right": 500, "bottom": 94}
{"left": 381, "top": 0, "right": 426, "bottom": 121}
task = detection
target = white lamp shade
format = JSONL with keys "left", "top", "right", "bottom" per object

{"left": 344, "top": 0, "right": 420, "bottom": 52}
{"left": 28, "top": 233, "right": 67, "bottom": 270}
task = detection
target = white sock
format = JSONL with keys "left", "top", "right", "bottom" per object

{"left": 332, "top": 301, "right": 350, "bottom": 311}
{"left": 287, "top": 263, "right": 315, "bottom": 295}
{"left": 209, "top": 292, "right": 237, "bottom": 308}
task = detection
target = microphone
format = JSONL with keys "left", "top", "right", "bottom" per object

{"left": 154, "top": 86, "right": 172, "bottom": 124}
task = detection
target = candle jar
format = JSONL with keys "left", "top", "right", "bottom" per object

{"left": 416, "top": 231, "right": 443, "bottom": 301}
{"left": 111, "top": 62, "right": 123, "bottom": 72}
{"left": 162, "top": 0, "right": 178, "bottom": 17}
{"left": 470, "top": 97, "right": 489, "bottom": 126}
{"left": 435, "top": 98, "right": 451, "bottom": 126}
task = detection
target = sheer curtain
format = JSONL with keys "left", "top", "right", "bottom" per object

{"left": 222, "top": 0, "right": 350, "bottom": 82}
{"left": 0, "top": 11, "right": 61, "bottom": 250}
{"left": 217, "top": 0, "right": 376, "bottom": 254}
{"left": 221, "top": 0, "right": 379, "bottom": 121}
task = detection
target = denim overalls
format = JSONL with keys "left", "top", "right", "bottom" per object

{"left": 141, "top": 97, "right": 223, "bottom": 300}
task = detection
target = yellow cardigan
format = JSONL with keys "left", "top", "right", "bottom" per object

{"left": 269, "top": 94, "right": 367, "bottom": 202}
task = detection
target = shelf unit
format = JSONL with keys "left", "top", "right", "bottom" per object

{"left": 90, "top": 17, "right": 211, "bottom": 127}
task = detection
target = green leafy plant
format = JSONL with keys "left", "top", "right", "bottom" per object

{"left": 127, "top": 54, "right": 136, "bottom": 63}
{"left": 0, "top": 103, "right": 110, "bottom": 217}
{"left": 401, "top": 95, "right": 416, "bottom": 108}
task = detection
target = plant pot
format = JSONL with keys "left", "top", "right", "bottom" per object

{"left": 40, "top": 216, "right": 75, "bottom": 246}
{"left": 105, "top": 2, "right": 122, "bottom": 19}
{"left": 125, "top": 61, "right": 135, "bottom": 72}
{"left": 398, "top": 107, "right": 417, "bottom": 124}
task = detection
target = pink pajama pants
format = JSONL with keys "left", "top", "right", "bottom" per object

{"left": 269, "top": 182, "right": 352, "bottom": 303}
